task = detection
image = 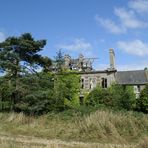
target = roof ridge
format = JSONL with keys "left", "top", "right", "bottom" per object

{"left": 117, "top": 70, "right": 144, "bottom": 72}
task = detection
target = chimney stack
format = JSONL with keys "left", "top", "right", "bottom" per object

{"left": 109, "top": 49, "right": 115, "bottom": 70}
{"left": 64, "top": 54, "right": 71, "bottom": 69}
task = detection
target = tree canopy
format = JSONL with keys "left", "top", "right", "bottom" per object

{"left": 0, "top": 33, "right": 51, "bottom": 76}
{"left": 0, "top": 33, "right": 52, "bottom": 111}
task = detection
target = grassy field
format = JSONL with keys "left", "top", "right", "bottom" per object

{"left": 0, "top": 109, "right": 147, "bottom": 147}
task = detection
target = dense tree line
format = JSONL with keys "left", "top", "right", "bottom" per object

{"left": 0, "top": 72, "right": 80, "bottom": 115}
{"left": 86, "top": 84, "right": 148, "bottom": 113}
{"left": 0, "top": 33, "right": 147, "bottom": 115}
{"left": 0, "top": 33, "right": 81, "bottom": 115}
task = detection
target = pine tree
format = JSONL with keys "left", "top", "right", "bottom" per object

{"left": 0, "top": 33, "right": 51, "bottom": 110}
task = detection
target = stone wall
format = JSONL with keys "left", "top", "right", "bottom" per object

{"left": 80, "top": 71, "right": 116, "bottom": 92}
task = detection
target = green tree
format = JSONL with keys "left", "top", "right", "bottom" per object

{"left": 86, "top": 84, "right": 136, "bottom": 110}
{"left": 14, "top": 72, "right": 55, "bottom": 115}
{"left": 108, "top": 84, "right": 136, "bottom": 110}
{"left": 0, "top": 33, "right": 51, "bottom": 75}
{"left": 54, "top": 73, "right": 80, "bottom": 110}
{"left": 0, "top": 76, "right": 14, "bottom": 111}
{"left": 54, "top": 49, "right": 64, "bottom": 72}
{"left": 0, "top": 33, "right": 51, "bottom": 110}
{"left": 85, "top": 86, "right": 109, "bottom": 106}
{"left": 136, "top": 84, "right": 148, "bottom": 113}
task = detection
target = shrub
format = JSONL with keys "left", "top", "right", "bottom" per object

{"left": 54, "top": 73, "right": 80, "bottom": 110}
{"left": 15, "top": 90, "right": 54, "bottom": 115}
{"left": 136, "top": 84, "right": 148, "bottom": 113}
{"left": 85, "top": 86, "right": 110, "bottom": 106}
{"left": 109, "top": 84, "right": 136, "bottom": 110}
{"left": 86, "top": 84, "right": 136, "bottom": 111}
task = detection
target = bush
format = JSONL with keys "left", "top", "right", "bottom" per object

{"left": 136, "top": 84, "right": 148, "bottom": 113}
{"left": 109, "top": 84, "right": 136, "bottom": 110}
{"left": 85, "top": 86, "right": 110, "bottom": 106}
{"left": 15, "top": 90, "right": 55, "bottom": 115}
{"left": 0, "top": 72, "right": 55, "bottom": 114}
{"left": 53, "top": 73, "right": 80, "bottom": 110}
{"left": 0, "top": 77, "right": 14, "bottom": 111}
{"left": 86, "top": 84, "right": 136, "bottom": 111}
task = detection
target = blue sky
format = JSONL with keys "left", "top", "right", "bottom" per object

{"left": 0, "top": 0, "right": 148, "bottom": 70}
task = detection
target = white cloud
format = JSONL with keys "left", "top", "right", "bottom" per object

{"left": 0, "top": 32, "right": 5, "bottom": 42}
{"left": 57, "top": 38, "right": 92, "bottom": 51}
{"left": 95, "top": 15, "right": 126, "bottom": 34}
{"left": 114, "top": 7, "right": 148, "bottom": 29}
{"left": 117, "top": 40, "right": 148, "bottom": 56}
{"left": 128, "top": 0, "right": 148, "bottom": 14}
{"left": 95, "top": 1, "right": 148, "bottom": 34}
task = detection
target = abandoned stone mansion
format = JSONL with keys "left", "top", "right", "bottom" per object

{"left": 51, "top": 49, "right": 148, "bottom": 97}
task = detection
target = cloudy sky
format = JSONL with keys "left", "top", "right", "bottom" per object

{"left": 0, "top": 0, "right": 148, "bottom": 70}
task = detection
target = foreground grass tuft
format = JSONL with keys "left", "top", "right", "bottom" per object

{"left": 0, "top": 109, "right": 147, "bottom": 146}
{"left": 75, "top": 110, "right": 148, "bottom": 143}
{"left": 136, "top": 137, "right": 148, "bottom": 148}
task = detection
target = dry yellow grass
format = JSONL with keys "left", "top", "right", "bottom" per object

{"left": 0, "top": 134, "right": 136, "bottom": 148}
{"left": 75, "top": 110, "right": 148, "bottom": 143}
{"left": 136, "top": 137, "right": 148, "bottom": 148}
{"left": 0, "top": 109, "right": 147, "bottom": 147}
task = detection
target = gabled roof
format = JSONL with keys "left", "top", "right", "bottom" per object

{"left": 115, "top": 70, "right": 148, "bottom": 85}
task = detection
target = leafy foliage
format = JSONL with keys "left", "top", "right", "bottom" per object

{"left": 86, "top": 84, "right": 136, "bottom": 111}
{"left": 54, "top": 49, "right": 65, "bottom": 72}
{"left": 0, "top": 33, "right": 52, "bottom": 112}
{"left": 13, "top": 73, "right": 55, "bottom": 115}
{"left": 85, "top": 86, "right": 109, "bottom": 106}
{"left": 0, "top": 72, "right": 54, "bottom": 114}
{"left": 53, "top": 73, "right": 80, "bottom": 110}
{"left": 0, "top": 77, "right": 13, "bottom": 110}
{"left": 0, "top": 33, "right": 147, "bottom": 115}
{"left": 0, "top": 33, "right": 51, "bottom": 75}
{"left": 136, "top": 84, "right": 148, "bottom": 113}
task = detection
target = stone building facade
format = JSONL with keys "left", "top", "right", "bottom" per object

{"left": 49, "top": 49, "right": 148, "bottom": 97}
{"left": 63, "top": 49, "right": 148, "bottom": 97}
{"left": 80, "top": 70, "right": 116, "bottom": 91}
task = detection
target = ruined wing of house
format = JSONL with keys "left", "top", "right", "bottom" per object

{"left": 51, "top": 49, "right": 148, "bottom": 97}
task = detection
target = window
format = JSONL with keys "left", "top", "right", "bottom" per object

{"left": 89, "top": 84, "right": 92, "bottom": 89}
{"left": 81, "top": 78, "right": 84, "bottom": 89}
{"left": 137, "top": 85, "right": 140, "bottom": 92}
{"left": 81, "top": 62, "right": 83, "bottom": 67}
{"left": 89, "top": 78, "right": 92, "bottom": 89}
{"left": 101, "top": 78, "right": 107, "bottom": 88}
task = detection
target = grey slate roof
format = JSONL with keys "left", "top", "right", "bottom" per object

{"left": 115, "top": 70, "right": 148, "bottom": 85}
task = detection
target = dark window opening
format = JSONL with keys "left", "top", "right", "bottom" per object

{"left": 81, "top": 84, "right": 84, "bottom": 89}
{"left": 69, "top": 63, "right": 72, "bottom": 70}
{"left": 101, "top": 78, "right": 107, "bottom": 88}
{"left": 137, "top": 85, "right": 140, "bottom": 92}
{"left": 89, "top": 78, "right": 92, "bottom": 89}
{"left": 79, "top": 96, "right": 84, "bottom": 105}
{"left": 81, "top": 78, "right": 84, "bottom": 89}
{"left": 89, "top": 84, "right": 91, "bottom": 89}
